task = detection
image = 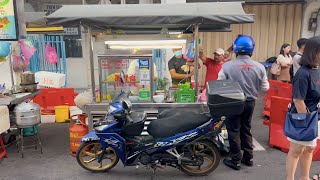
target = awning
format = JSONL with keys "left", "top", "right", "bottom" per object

{"left": 45, "top": 2, "right": 254, "bottom": 33}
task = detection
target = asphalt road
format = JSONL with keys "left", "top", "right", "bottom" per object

{"left": 0, "top": 99, "right": 319, "bottom": 180}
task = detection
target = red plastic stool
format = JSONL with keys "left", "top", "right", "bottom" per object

{"left": 0, "top": 134, "right": 8, "bottom": 159}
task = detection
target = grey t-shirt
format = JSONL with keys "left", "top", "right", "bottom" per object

{"left": 218, "top": 55, "right": 269, "bottom": 101}
{"left": 168, "top": 56, "right": 190, "bottom": 85}
{"left": 292, "top": 52, "right": 302, "bottom": 76}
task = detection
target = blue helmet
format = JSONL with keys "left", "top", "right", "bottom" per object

{"left": 233, "top": 35, "right": 255, "bottom": 54}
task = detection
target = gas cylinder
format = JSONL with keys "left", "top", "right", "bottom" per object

{"left": 70, "top": 114, "right": 88, "bottom": 156}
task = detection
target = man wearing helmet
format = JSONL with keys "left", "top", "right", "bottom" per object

{"left": 218, "top": 35, "right": 270, "bottom": 170}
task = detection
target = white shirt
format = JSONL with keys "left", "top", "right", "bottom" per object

{"left": 292, "top": 52, "right": 302, "bottom": 76}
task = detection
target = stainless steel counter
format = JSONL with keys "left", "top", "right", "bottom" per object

{"left": 0, "top": 91, "right": 42, "bottom": 106}
{"left": 85, "top": 102, "right": 208, "bottom": 131}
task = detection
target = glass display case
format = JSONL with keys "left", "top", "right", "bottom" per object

{"left": 98, "top": 55, "right": 154, "bottom": 103}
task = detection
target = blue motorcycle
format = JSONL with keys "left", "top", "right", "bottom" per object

{"left": 76, "top": 91, "right": 228, "bottom": 176}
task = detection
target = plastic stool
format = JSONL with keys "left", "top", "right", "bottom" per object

{"left": 16, "top": 125, "right": 43, "bottom": 158}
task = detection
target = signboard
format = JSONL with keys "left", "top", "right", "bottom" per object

{"left": 0, "top": 0, "right": 18, "bottom": 41}
{"left": 139, "top": 59, "right": 150, "bottom": 70}
{"left": 47, "top": 27, "right": 80, "bottom": 36}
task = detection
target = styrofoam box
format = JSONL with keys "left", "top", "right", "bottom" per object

{"left": 41, "top": 115, "right": 56, "bottom": 123}
{"left": 35, "top": 71, "right": 66, "bottom": 88}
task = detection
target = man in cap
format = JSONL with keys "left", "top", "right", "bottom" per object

{"left": 199, "top": 48, "right": 225, "bottom": 87}
{"left": 218, "top": 35, "right": 269, "bottom": 170}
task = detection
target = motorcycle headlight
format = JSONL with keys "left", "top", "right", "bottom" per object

{"left": 107, "top": 105, "right": 117, "bottom": 114}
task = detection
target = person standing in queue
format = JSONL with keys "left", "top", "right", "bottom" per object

{"left": 218, "top": 35, "right": 270, "bottom": 170}
{"left": 277, "top": 44, "right": 293, "bottom": 83}
{"left": 168, "top": 48, "right": 194, "bottom": 88}
{"left": 199, "top": 48, "right": 225, "bottom": 87}
{"left": 292, "top": 38, "right": 308, "bottom": 76}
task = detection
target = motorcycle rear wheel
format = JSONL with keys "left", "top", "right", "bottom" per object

{"left": 179, "top": 141, "right": 220, "bottom": 176}
{"left": 76, "top": 141, "right": 119, "bottom": 173}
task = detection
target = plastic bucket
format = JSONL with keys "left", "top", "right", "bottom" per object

{"left": 55, "top": 105, "right": 69, "bottom": 123}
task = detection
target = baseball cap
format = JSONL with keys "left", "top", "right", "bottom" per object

{"left": 213, "top": 48, "right": 225, "bottom": 55}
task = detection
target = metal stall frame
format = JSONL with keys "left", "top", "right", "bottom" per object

{"left": 43, "top": 2, "right": 254, "bottom": 130}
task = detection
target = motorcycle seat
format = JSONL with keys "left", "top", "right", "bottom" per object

{"left": 147, "top": 112, "right": 210, "bottom": 138}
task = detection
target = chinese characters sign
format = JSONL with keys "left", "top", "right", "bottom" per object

{"left": 102, "top": 59, "right": 129, "bottom": 70}
{"left": 101, "top": 59, "right": 136, "bottom": 87}
{"left": 0, "top": 0, "right": 17, "bottom": 40}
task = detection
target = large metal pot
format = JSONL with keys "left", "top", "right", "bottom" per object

{"left": 14, "top": 102, "right": 41, "bottom": 127}
{"left": 20, "top": 72, "right": 35, "bottom": 85}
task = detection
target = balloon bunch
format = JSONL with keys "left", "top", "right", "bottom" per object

{"left": 18, "top": 39, "right": 37, "bottom": 65}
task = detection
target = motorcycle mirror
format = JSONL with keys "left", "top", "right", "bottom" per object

{"left": 120, "top": 70, "right": 126, "bottom": 84}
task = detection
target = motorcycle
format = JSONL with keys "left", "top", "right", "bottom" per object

{"left": 76, "top": 73, "right": 229, "bottom": 176}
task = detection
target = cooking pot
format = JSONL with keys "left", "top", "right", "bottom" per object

{"left": 14, "top": 102, "right": 41, "bottom": 127}
{"left": 20, "top": 72, "right": 35, "bottom": 85}
{"left": 20, "top": 84, "right": 38, "bottom": 93}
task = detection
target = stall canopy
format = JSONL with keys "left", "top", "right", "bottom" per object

{"left": 45, "top": 2, "right": 254, "bottom": 33}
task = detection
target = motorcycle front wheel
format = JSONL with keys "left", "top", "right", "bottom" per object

{"left": 76, "top": 141, "right": 119, "bottom": 173}
{"left": 179, "top": 140, "right": 220, "bottom": 176}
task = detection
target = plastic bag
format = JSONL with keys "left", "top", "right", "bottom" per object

{"left": 184, "top": 39, "right": 201, "bottom": 62}
{"left": 12, "top": 54, "right": 27, "bottom": 72}
{"left": 45, "top": 43, "right": 58, "bottom": 64}
{"left": 18, "top": 40, "right": 37, "bottom": 65}
{"left": 199, "top": 88, "right": 206, "bottom": 102}
{"left": 184, "top": 40, "right": 195, "bottom": 62}
{"left": 0, "top": 42, "right": 11, "bottom": 57}
{"left": 74, "top": 90, "right": 93, "bottom": 109}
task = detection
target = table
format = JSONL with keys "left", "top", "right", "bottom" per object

{"left": 0, "top": 91, "right": 42, "bottom": 154}
{"left": 0, "top": 91, "right": 42, "bottom": 106}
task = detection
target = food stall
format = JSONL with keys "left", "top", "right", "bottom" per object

{"left": 45, "top": 2, "right": 254, "bottom": 131}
